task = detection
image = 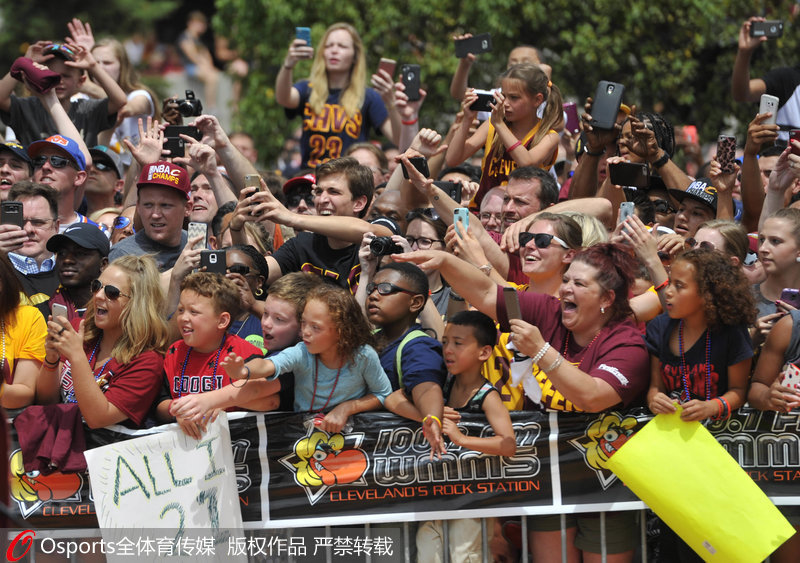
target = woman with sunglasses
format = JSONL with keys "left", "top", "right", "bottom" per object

{"left": 37, "top": 255, "right": 170, "bottom": 428}
{"left": 404, "top": 208, "right": 452, "bottom": 316}
{"left": 395, "top": 242, "right": 649, "bottom": 561}
{"left": 225, "top": 245, "right": 269, "bottom": 350}
{"left": 110, "top": 206, "right": 136, "bottom": 245}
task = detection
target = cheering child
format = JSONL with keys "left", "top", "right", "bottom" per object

{"left": 222, "top": 283, "right": 392, "bottom": 433}
{"left": 158, "top": 273, "right": 277, "bottom": 438}
{"left": 646, "top": 248, "right": 756, "bottom": 421}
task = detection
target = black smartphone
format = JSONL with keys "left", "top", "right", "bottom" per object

{"left": 609, "top": 162, "right": 649, "bottom": 188}
{"left": 469, "top": 90, "right": 495, "bottom": 112}
{"left": 402, "top": 156, "right": 430, "bottom": 179}
{"left": 433, "top": 181, "right": 462, "bottom": 202}
{"left": 750, "top": 20, "right": 783, "bottom": 38}
{"left": 401, "top": 64, "right": 421, "bottom": 101}
{"left": 454, "top": 33, "right": 492, "bottom": 58}
{"left": 590, "top": 81, "right": 625, "bottom": 130}
{"left": 716, "top": 135, "right": 737, "bottom": 174}
{"left": 295, "top": 27, "right": 312, "bottom": 47}
{"left": 503, "top": 287, "right": 522, "bottom": 321}
{"left": 163, "top": 125, "right": 202, "bottom": 158}
{"left": 1, "top": 200, "right": 24, "bottom": 227}
{"left": 200, "top": 250, "right": 226, "bottom": 274}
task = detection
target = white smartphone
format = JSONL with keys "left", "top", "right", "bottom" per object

{"left": 51, "top": 303, "right": 69, "bottom": 320}
{"left": 618, "top": 201, "right": 635, "bottom": 224}
{"left": 454, "top": 207, "right": 470, "bottom": 238}
{"left": 188, "top": 221, "right": 208, "bottom": 251}
{"left": 760, "top": 94, "right": 779, "bottom": 126}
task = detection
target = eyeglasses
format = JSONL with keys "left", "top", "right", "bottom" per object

{"left": 112, "top": 216, "right": 134, "bottom": 232}
{"left": 228, "top": 264, "right": 256, "bottom": 277}
{"left": 652, "top": 199, "right": 676, "bottom": 214}
{"left": 479, "top": 212, "right": 502, "bottom": 224}
{"left": 91, "top": 279, "right": 130, "bottom": 300}
{"left": 405, "top": 235, "right": 443, "bottom": 250}
{"left": 519, "top": 232, "right": 569, "bottom": 249}
{"left": 287, "top": 193, "right": 314, "bottom": 208}
{"left": 22, "top": 217, "right": 55, "bottom": 229}
{"left": 365, "top": 282, "right": 419, "bottom": 296}
{"left": 685, "top": 238, "right": 716, "bottom": 251}
{"left": 405, "top": 208, "right": 440, "bottom": 222}
{"left": 32, "top": 155, "right": 77, "bottom": 170}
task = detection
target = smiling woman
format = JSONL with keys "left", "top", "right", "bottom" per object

{"left": 36, "top": 255, "right": 170, "bottom": 428}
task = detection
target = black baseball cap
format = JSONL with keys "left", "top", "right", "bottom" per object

{"left": 47, "top": 223, "right": 110, "bottom": 257}
{"left": 0, "top": 140, "right": 31, "bottom": 164}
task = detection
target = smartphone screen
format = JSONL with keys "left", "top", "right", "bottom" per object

{"left": 503, "top": 287, "right": 522, "bottom": 321}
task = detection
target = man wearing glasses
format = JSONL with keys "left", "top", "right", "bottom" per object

{"left": 1, "top": 182, "right": 60, "bottom": 310}
{"left": 27, "top": 134, "right": 91, "bottom": 232}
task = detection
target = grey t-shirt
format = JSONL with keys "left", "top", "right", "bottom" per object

{"left": 109, "top": 230, "right": 187, "bottom": 272}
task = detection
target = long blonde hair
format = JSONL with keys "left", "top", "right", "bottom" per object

{"left": 308, "top": 23, "right": 366, "bottom": 118}
{"left": 83, "top": 255, "right": 170, "bottom": 363}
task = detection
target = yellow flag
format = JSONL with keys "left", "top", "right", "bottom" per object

{"left": 606, "top": 408, "right": 795, "bottom": 562}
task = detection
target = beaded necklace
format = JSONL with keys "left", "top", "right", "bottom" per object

{"left": 678, "top": 321, "right": 711, "bottom": 402}
{"left": 310, "top": 357, "right": 343, "bottom": 413}
{"left": 1, "top": 319, "right": 6, "bottom": 380}
{"left": 65, "top": 337, "right": 112, "bottom": 403}
{"left": 562, "top": 329, "right": 602, "bottom": 369}
{"left": 178, "top": 334, "right": 227, "bottom": 398}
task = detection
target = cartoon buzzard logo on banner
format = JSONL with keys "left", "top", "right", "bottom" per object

{"left": 568, "top": 412, "right": 640, "bottom": 489}
{"left": 279, "top": 428, "right": 369, "bottom": 505}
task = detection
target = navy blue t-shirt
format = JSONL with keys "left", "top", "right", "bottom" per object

{"left": 378, "top": 324, "right": 447, "bottom": 392}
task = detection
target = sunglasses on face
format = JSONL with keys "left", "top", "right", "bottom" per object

{"left": 685, "top": 238, "right": 716, "bottom": 251}
{"left": 228, "top": 264, "right": 254, "bottom": 276}
{"left": 32, "top": 155, "right": 77, "bottom": 170}
{"left": 405, "top": 207, "right": 440, "bottom": 222}
{"left": 519, "top": 232, "right": 569, "bottom": 249}
{"left": 112, "top": 216, "right": 134, "bottom": 231}
{"left": 44, "top": 43, "right": 77, "bottom": 58}
{"left": 652, "top": 199, "right": 676, "bottom": 214}
{"left": 90, "top": 279, "right": 130, "bottom": 300}
{"left": 365, "top": 282, "right": 419, "bottom": 297}
{"left": 287, "top": 193, "right": 314, "bottom": 207}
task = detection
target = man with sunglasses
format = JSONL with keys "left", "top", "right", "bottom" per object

{"left": 27, "top": 135, "right": 91, "bottom": 233}
{"left": 84, "top": 146, "right": 124, "bottom": 216}
{"left": 109, "top": 161, "right": 192, "bottom": 272}
{"left": 282, "top": 173, "right": 317, "bottom": 216}
{"left": 46, "top": 222, "right": 109, "bottom": 321}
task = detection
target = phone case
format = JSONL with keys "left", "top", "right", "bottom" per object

{"left": 469, "top": 90, "right": 495, "bottom": 112}
{"left": 378, "top": 58, "right": 396, "bottom": 79}
{"left": 244, "top": 174, "right": 261, "bottom": 192}
{"left": 609, "top": 162, "right": 649, "bottom": 188}
{"left": 295, "top": 27, "right": 312, "bottom": 46}
{"left": 717, "top": 135, "right": 736, "bottom": 174}
{"left": 402, "top": 157, "right": 429, "bottom": 180}
{"left": 188, "top": 222, "right": 208, "bottom": 251}
{"left": 590, "top": 81, "right": 624, "bottom": 130}
{"left": 618, "top": 202, "right": 635, "bottom": 224}
{"left": 750, "top": 20, "right": 783, "bottom": 38}
{"left": 503, "top": 287, "right": 522, "bottom": 321}
{"left": 781, "top": 363, "right": 800, "bottom": 392}
{"left": 453, "top": 208, "right": 470, "bottom": 238}
{"left": 454, "top": 33, "right": 492, "bottom": 58}
{"left": 164, "top": 125, "right": 201, "bottom": 140}
{"left": 401, "top": 64, "right": 421, "bottom": 101}
{"left": 200, "top": 250, "right": 226, "bottom": 274}
{"left": 51, "top": 304, "right": 69, "bottom": 319}
{"left": 1, "top": 201, "right": 24, "bottom": 227}
{"left": 563, "top": 102, "right": 580, "bottom": 134}
{"left": 780, "top": 289, "right": 800, "bottom": 309}
{"left": 759, "top": 94, "right": 779, "bottom": 125}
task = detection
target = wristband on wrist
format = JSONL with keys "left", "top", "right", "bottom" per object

{"left": 531, "top": 342, "right": 551, "bottom": 365}
{"left": 653, "top": 279, "right": 670, "bottom": 292}
{"left": 507, "top": 140, "right": 523, "bottom": 152}
{"left": 230, "top": 366, "right": 250, "bottom": 388}
{"left": 478, "top": 264, "right": 493, "bottom": 276}
{"left": 423, "top": 414, "right": 441, "bottom": 428}
{"left": 402, "top": 117, "right": 418, "bottom": 125}
{"left": 651, "top": 151, "right": 670, "bottom": 169}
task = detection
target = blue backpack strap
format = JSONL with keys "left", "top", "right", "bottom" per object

{"left": 396, "top": 330, "right": 429, "bottom": 389}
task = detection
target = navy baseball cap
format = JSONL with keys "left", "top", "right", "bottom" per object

{"left": 0, "top": 140, "right": 31, "bottom": 164}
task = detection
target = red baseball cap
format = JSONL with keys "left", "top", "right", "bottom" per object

{"left": 282, "top": 173, "right": 315, "bottom": 194}
{"left": 137, "top": 161, "right": 190, "bottom": 199}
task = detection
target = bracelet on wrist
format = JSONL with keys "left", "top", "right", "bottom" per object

{"left": 423, "top": 414, "right": 442, "bottom": 428}
{"left": 531, "top": 342, "right": 551, "bottom": 365}
{"left": 230, "top": 366, "right": 250, "bottom": 388}
{"left": 507, "top": 140, "right": 523, "bottom": 152}
{"left": 543, "top": 354, "right": 564, "bottom": 373}
{"left": 402, "top": 117, "right": 418, "bottom": 126}
{"left": 585, "top": 147, "right": 605, "bottom": 157}
{"left": 651, "top": 151, "right": 670, "bottom": 169}
{"left": 653, "top": 279, "right": 669, "bottom": 292}
{"left": 478, "top": 264, "right": 493, "bottom": 276}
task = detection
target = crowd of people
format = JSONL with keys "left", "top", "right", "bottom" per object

{"left": 1, "top": 12, "right": 800, "bottom": 563}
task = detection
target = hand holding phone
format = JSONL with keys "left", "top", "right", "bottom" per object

{"left": 454, "top": 33, "right": 492, "bottom": 58}
{"left": 453, "top": 207, "right": 470, "bottom": 238}
{"left": 51, "top": 303, "right": 69, "bottom": 321}
{"left": 401, "top": 156, "right": 429, "bottom": 179}
{"left": 378, "top": 58, "right": 396, "bottom": 80}
{"left": 200, "top": 250, "right": 226, "bottom": 275}
{"left": 295, "top": 27, "right": 312, "bottom": 47}
{"left": 759, "top": 94, "right": 779, "bottom": 125}
{"left": 188, "top": 222, "right": 208, "bottom": 251}
{"left": 716, "top": 135, "right": 737, "bottom": 174}
{"left": 469, "top": 90, "right": 495, "bottom": 112}
{"left": 590, "top": 81, "right": 625, "bottom": 130}
{"left": 1, "top": 201, "right": 24, "bottom": 228}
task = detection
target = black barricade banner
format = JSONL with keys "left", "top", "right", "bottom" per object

{"left": 6, "top": 408, "right": 800, "bottom": 528}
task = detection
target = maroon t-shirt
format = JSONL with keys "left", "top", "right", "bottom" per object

{"left": 487, "top": 230, "right": 528, "bottom": 285}
{"left": 496, "top": 286, "right": 649, "bottom": 411}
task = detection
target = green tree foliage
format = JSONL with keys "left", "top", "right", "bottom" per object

{"left": 224, "top": 1, "right": 798, "bottom": 163}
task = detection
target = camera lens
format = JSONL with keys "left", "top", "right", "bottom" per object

{"left": 769, "top": 25, "right": 777, "bottom": 33}
{"left": 607, "top": 85, "right": 615, "bottom": 94}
